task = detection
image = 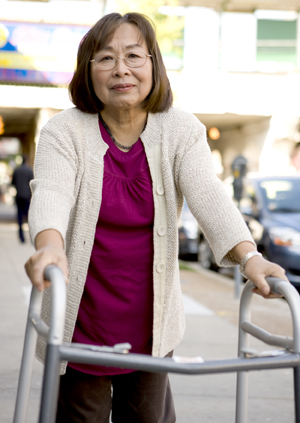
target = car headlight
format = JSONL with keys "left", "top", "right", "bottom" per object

{"left": 269, "top": 227, "right": 300, "bottom": 247}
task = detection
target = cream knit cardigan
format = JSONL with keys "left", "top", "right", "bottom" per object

{"left": 29, "top": 106, "right": 254, "bottom": 374}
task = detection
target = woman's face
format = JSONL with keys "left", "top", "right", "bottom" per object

{"left": 90, "top": 23, "right": 153, "bottom": 113}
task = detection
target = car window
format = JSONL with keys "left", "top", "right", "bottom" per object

{"left": 259, "top": 179, "right": 300, "bottom": 212}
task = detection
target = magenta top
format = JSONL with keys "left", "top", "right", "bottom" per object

{"left": 69, "top": 118, "right": 154, "bottom": 375}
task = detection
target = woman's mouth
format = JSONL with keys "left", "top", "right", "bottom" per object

{"left": 111, "top": 84, "right": 134, "bottom": 91}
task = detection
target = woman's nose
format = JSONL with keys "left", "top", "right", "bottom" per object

{"left": 113, "top": 57, "right": 130, "bottom": 75}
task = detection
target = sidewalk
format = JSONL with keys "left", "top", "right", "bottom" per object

{"left": 0, "top": 221, "right": 42, "bottom": 423}
{"left": 173, "top": 266, "right": 294, "bottom": 422}
{"left": 0, "top": 217, "right": 296, "bottom": 422}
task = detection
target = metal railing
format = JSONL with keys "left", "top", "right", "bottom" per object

{"left": 13, "top": 265, "right": 300, "bottom": 423}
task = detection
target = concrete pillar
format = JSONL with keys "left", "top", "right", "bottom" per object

{"left": 220, "top": 12, "right": 257, "bottom": 72}
{"left": 181, "top": 7, "right": 220, "bottom": 112}
{"left": 32, "top": 108, "right": 60, "bottom": 163}
{"left": 183, "top": 7, "right": 219, "bottom": 74}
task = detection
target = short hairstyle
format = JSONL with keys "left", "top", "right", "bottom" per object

{"left": 69, "top": 12, "right": 173, "bottom": 114}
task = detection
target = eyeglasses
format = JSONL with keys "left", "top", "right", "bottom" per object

{"left": 90, "top": 52, "right": 152, "bottom": 71}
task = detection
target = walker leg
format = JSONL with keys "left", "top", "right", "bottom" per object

{"left": 13, "top": 316, "right": 38, "bottom": 423}
{"left": 236, "top": 370, "right": 248, "bottom": 423}
{"left": 13, "top": 288, "right": 42, "bottom": 423}
{"left": 294, "top": 366, "right": 300, "bottom": 423}
{"left": 39, "top": 344, "right": 61, "bottom": 423}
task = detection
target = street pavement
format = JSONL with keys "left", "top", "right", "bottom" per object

{"left": 0, "top": 202, "right": 297, "bottom": 422}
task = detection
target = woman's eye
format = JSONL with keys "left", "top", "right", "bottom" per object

{"left": 99, "top": 56, "right": 114, "bottom": 62}
{"left": 127, "top": 53, "right": 141, "bottom": 59}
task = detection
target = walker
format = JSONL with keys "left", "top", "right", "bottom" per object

{"left": 13, "top": 265, "right": 300, "bottom": 423}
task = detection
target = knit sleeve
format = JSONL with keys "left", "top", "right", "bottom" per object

{"left": 178, "top": 121, "right": 255, "bottom": 267}
{"left": 29, "top": 122, "right": 77, "bottom": 247}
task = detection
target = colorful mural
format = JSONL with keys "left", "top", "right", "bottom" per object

{"left": 0, "top": 21, "right": 90, "bottom": 85}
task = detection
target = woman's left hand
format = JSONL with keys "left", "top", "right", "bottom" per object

{"left": 243, "top": 254, "right": 289, "bottom": 298}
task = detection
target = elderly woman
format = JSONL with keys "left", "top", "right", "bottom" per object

{"left": 25, "top": 12, "right": 286, "bottom": 423}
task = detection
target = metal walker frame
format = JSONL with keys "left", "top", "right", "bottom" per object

{"left": 13, "top": 265, "right": 300, "bottom": 423}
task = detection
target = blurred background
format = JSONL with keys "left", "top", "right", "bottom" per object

{"left": 1, "top": 0, "right": 300, "bottom": 187}
{"left": 1, "top": 0, "right": 300, "bottom": 279}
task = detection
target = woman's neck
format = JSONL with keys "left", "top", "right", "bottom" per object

{"left": 100, "top": 109, "right": 148, "bottom": 148}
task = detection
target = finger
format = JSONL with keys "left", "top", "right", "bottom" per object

{"left": 26, "top": 252, "right": 56, "bottom": 292}
{"left": 251, "top": 287, "right": 282, "bottom": 299}
{"left": 25, "top": 256, "right": 44, "bottom": 292}
{"left": 268, "top": 267, "right": 289, "bottom": 282}
{"left": 43, "top": 280, "right": 52, "bottom": 290}
{"left": 252, "top": 275, "right": 271, "bottom": 296}
{"left": 37, "top": 252, "right": 58, "bottom": 291}
{"left": 25, "top": 248, "right": 69, "bottom": 292}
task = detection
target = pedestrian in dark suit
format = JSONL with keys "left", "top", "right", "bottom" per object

{"left": 12, "top": 155, "right": 34, "bottom": 242}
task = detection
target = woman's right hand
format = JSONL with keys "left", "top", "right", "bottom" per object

{"left": 25, "top": 230, "right": 69, "bottom": 292}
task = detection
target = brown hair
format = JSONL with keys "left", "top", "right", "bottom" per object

{"left": 69, "top": 12, "right": 173, "bottom": 113}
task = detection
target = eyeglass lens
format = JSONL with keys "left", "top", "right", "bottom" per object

{"left": 93, "top": 52, "right": 148, "bottom": 70}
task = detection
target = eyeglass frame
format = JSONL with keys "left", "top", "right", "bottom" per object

{"left": 90, "top": 52, "right": 152, "bottom": 71}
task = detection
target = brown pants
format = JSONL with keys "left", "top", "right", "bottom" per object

{"left": 56, "top": 365, "right": 176, "bottom": 423}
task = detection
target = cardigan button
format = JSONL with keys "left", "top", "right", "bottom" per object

{"left": 158, "top": 226, "right": 166, "bottom": 236}
{"left": 156, "top": 185, "right": 164, "bottom": 195}
{"left": 156, "top": 263, "right": 165, "bottom": 273}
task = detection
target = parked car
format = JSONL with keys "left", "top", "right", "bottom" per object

{"left": 240, "top": 175, "right": 300, "bottom": 290}
{"left": 180, "top": 175, "right": 300, "bottom": 291}
{"left": 178, "top": 200, "right": 218, "bottom": 270}
{"left": 178, "top": 200, "right": 199, "bottom": 258}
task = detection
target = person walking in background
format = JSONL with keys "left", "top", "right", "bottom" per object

{"left": 12, "top": 154, "right": 33, "bottom": 243}
{"left": 25, "top": 12, "right": 287, "bottom": 423}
